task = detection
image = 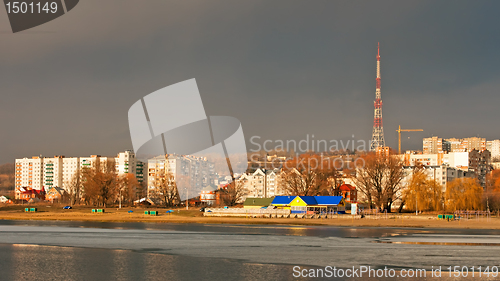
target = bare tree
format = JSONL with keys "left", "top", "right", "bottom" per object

{"left": 66, "top": 172, "right": 81, "bottom": 205}
{"left": 151, "top": 166, "right": 180, "bottom": 207}
{"left": 280, "top": 168, "right": 322, "bottom": 196}
{"left": 352, "top": 153, "right": 405, "bottom": 212}
{"left": 117, "top": 174, "right": 141, "bottom": 207}
{"left": 220, "top": 179, "right": 246, "bottom": 206}
{"left": 280, "top": 154, "right": 341, "bottom": 196}
{"left": 81, "top": 161, "right": 118, "bottom": 207}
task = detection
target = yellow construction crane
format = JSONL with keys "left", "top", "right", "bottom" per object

{"left": 396, "top": 125, "right": 423, "bottom": 154}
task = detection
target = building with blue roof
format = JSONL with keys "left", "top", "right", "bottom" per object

{"left": 271, "top": 195, "right": 346, "bottom": 214}
{"left": 271, "top": 196, "right": 296, "bottom": 206}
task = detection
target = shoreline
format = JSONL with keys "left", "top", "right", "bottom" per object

{"left": 0, "top": 206, "right": 498, "bottom": 229}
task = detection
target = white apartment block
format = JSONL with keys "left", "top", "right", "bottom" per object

{"left": 487, "top": 140, "right": 500, "bottom": 160}
{"left": 115, "top": 150, "right": 145, "bottom": 183}
{"left": 239, "top": 168, "right": 282, "bottom": 199}
{"left": 443, "top": 152, "right": 469, "bottom": 169}
{"left": 62, "top": 157, "right": 80, "bottom": 187}
{"left": 80, "top": 155, "right": 114, "bottom": 170}
{"left": 404, "top": 152, "right": 469, "bottom": 170}
{"left": 43, "top": 156, "right": 64, "bottom": 190}
{"left": 147, "top": 154, "right": 215, "bottom": 200}
{"left": 402, "top": 164, "right": 466, "bottom": 193}
{"left": 15, "top": 152, "right": 143, "bottom": 200}
{"left": 44, "top": 156, "right": 82, "bottom": 192}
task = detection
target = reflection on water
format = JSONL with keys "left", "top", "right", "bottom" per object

{"left": 2, "top": 243, "right": 497, "bottom": 281}
{"left": 2, "top": 219, "right": 497, "bottom": 239}
{"left": 2, "top": 244, "right": 297, "bottom": 281}
{"left": 375, "top": 241, "right": 500, "bottom": 246}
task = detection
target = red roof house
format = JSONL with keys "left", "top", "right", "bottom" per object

{"left": 339, "top": 184, "right": 357, "bottom": 203}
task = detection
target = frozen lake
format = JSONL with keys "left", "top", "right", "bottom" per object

{"left": 0, "top": 220, "right": 499, "bottom": 280}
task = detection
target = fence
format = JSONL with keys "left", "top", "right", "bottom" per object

{"left": 360, "top": 209, "right": 389, "bottom": 220}
{"left": 454, "top": 210, "right": 491, "bottom": 221}
{"left": 204, "top": 208, "right": 364, "bottom": 219}
{"left": 204, "top": 208, "right": 290, "bottom": 217}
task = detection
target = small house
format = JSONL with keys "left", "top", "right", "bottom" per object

{"left": 18, "top": 187, "right": 45, "bottom": 202}
{"left": 46, "top": 187, "right": 66, "bottom": 202}
{"left": 339, "top": 184, "right": 357, "bottom": 203}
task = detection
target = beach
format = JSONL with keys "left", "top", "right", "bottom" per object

{"left": 0, "top": 204, "right": 497, "bottom": 229}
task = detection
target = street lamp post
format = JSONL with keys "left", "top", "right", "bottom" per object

{"left": 415, "top": 192, "right": 418, "bottom": 216}
{"left": 119, "top": 188, "right": 122, "bottom": 209}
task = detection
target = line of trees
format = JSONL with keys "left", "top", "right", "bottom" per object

{"left": 351, "top": 153, "right": 405, "bottom": 212}
{"left": 278, "top": 152, "right": 488, "bottom": 213}
{"left": 66, "top": 161, "right": 143, "bottom": 207}
{"left": 279, "top": 153, "right": 342, "bottom": 197}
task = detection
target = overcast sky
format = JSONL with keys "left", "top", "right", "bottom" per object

{"left": 1, "top": 0, "right": 500, "bottom": 163}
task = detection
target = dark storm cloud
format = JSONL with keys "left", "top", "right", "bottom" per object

{"left": 1, "top": 0, "right": 500, "bottom": 163}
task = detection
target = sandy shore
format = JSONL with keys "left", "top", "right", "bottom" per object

{"left": 0, "top": 205, "right": 498, "bottom": 229}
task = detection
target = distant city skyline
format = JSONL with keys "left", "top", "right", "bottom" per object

{"left": 2, "top": 1, "right": 500, "bottom": 164}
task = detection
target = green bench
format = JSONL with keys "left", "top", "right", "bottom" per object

{"left": 91, "top": 209, "right": 105, "bottom": 213}
{"left": 144, "top": 210, "right": 158, "bottom": 216}
{"left": 24, "top": 208, "right": 37, "bottom": 212}
{"left": 437, "top": 214, "right": 454, "bottom": 220}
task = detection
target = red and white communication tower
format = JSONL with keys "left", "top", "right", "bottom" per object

{"left": 370, "top": 42, "right": 385, "bottom": 151}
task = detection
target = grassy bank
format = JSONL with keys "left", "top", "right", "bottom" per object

{"left": 0, "top": 204, "right": 498, "bottom": 229}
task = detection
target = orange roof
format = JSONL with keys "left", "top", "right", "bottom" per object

{"left": 339, "top": 184, "right": 355, "bottom": 191}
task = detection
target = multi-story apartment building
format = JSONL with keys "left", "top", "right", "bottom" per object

{"left": 404, "top": 149, "right": 490, "bottom": 188}
{"left": 147, "top": 154, "right": 216, "bottom": 201}
{"left": 443, "top": 138, "right": 462, "bottom": 152}
{"left": 423, "top": 136, "right": 443, "bottom": 154}
{"left": 402, "top": 164, "right": 467, "bottom": 193}
{"left": 43, "top": 156, "right": 64, "bottom": 190}
{"left": 486, "top": 140, "right": 500, "bottom": 160}
{"left": 468, "top": 149, "right": 491, "bottom": 187}
{"left": 404, "top": 153, "right": 443, "bottom": 167}
{"left": 62, "top": 157, "right": 80, "bottom": 187}
{"left": 461, "top": 137, "right": 486, "bottom": 152}
{"left": 15, "top": 156, "right": 43, "bottom": 199}
{"left": 238, "top": 168, "right": 282, "bottom": 199}
{"left": 442, "top": 152, "right": 469, "bottom": 169}
{"left": 79, "top": 155, "right": 115, "bottom": 171}
{"left": 441, "top": 137, "right": 486, "bottom": 153}
{"left": 15, "top": 152, "right": 143, "bottom": 200}
{"left": 115, "top": 150, "right": 145, "bottom": 183}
